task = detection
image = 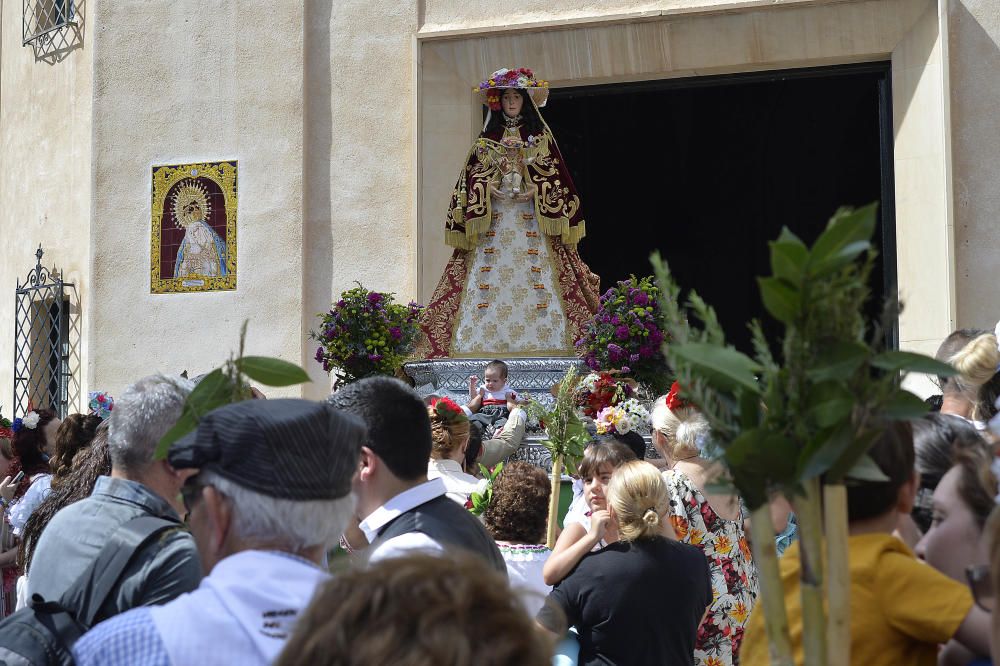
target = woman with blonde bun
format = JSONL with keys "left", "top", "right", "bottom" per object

{"left": 651, "top": 382, "right": 759, "bottom": 666}
{"left": 935, "top": 329, "right": 1000, "bottom": 429}
{"left": 425, "top": 397, "right": 486, "bottom": 504}
{"left": 537, "top": 461, "right": 712, "bottom": 666}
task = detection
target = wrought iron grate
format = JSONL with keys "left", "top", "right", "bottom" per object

{"left": 22, "top": 0, "right": 75, "bottom": 46}
{"left": 13, "top": 246, "right": 72, "bottom": 418}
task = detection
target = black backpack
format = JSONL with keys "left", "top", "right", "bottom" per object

{"left": 0, "top": 515, "right": 180, "bottom": 666}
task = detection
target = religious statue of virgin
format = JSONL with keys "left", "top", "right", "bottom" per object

{"left": 419, "top": 68, "right": 601, "bottom": 358}
{"left": 172, "top": 180, "right": 228, "bottom": 279}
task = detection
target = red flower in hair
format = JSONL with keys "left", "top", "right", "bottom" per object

{"left": 430, "top": 397, "right": 468, "bottom": 424}
{"left": 665, "top": 381, "right": 689, "bottom": 412}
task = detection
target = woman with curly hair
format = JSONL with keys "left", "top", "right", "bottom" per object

{"left": 483, "top": 461, "right": 551, "bottom": 615}
{"left": 425, "top": 398, "right": 487, "bottom": 504}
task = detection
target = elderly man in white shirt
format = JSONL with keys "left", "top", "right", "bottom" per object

{"left": 73, "top": 398, "right": 365, "bottom": 666}
{"left": 329, "top": 377, "right": 506, "bottom": 572}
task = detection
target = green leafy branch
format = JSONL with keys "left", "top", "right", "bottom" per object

{"left": 154, "top": 321, "right": 311, "bottom": 460}
{"left": 468, "top": 462, "right": 504, "bottom": 517}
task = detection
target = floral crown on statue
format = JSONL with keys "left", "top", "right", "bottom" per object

{"left": 475, "top": 67, "right": 550, "bottom": 111}
{"left": 12, "top": 411, "right": 40, "bottom": 433}
{"left": 430, "top": 397, "right": 469, "bottom": 425}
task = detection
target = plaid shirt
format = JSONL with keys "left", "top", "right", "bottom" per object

{"left": 73, "top": 608, "right": 169, "bottom": 666}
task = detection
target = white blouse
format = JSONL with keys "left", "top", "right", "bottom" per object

{"left": 426, "top": 459, "right": 487, "bottom": 505}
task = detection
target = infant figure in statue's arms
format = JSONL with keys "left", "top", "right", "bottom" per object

{"left": 492, "top": 137, "right": 536, "bottom": 201}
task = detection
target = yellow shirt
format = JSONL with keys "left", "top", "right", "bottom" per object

{"left": 741, "top": 533, "right": 973, "bottom": 666}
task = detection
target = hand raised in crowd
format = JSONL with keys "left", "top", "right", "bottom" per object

{"left": 0, "top": 475, "right": 17, "bottom": 503}
{"left": 468, "top": 374, "right": 479, "bottom": 399}
{"left": 587, "top": 509, "right": 611, "bottom": 545}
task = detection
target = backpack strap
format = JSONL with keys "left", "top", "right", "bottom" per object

{"left": 48, "top": 515, "right": 183, "bottom": 628}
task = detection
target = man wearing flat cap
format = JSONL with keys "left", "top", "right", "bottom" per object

{"left": 74, "top": 398, "right": 365, "bottom": 666}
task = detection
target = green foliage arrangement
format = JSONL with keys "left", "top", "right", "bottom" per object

{"left": 651, "top": 204, "right": 956, "bottom": 666}
{"left": 154, "top": 322, "right": 311, "bottom": 460}
{"left": 468, "top": 462, "right": 504, "bottom": 517}
{"left": 528, "top": 365, "right": 591, "bottom": 548}
{"left": 311, "top": 284, "right": 423, "bottom": 389}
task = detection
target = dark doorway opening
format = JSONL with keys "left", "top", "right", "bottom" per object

{"left": 543, "top": 63, "right": 896, "bottom": 352}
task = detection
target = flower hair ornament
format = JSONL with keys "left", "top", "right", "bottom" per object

{"left": 88, "top": 391, "right": 114, "bottom": 421}
{"left": 665, "top": 381, "right": 690, "bottom": 412}
{"left": 11, "top": 411, "right": 40, "bottom": 433}
{"left": 430, "top": 397, "right": 469, "bottom": 425}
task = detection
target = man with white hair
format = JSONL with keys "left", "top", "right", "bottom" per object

{"left": 73, "top": 398, "right": 365, "bottom": 666}
{"left": 28, "top": 374, "right": 201, "bottom": 621}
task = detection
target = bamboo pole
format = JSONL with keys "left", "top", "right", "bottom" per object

{"left": 795, "top": 478, "right": 827, "bottom": 666}
{"left": 546, "top": 455, "right": 563, "bottom": 549}
{"left": 823, "top": 484, "right": 850, "bottom": 666}
{"left": 749, "top": 504, "right": 795, "bottom": 666}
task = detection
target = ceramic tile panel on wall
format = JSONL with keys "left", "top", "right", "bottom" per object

{"left": 151, "top": 161, "right": 238, "bottom": 294}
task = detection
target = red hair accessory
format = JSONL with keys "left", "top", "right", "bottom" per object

{"left": 665, "top": 381, "right": 689, "bottom": 412}
{"left": 430, "top": 397, "right": 468, "bottom": 424}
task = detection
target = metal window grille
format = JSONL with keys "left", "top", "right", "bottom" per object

{"left": 22, "top": 0, "right": 75, "bottom": 46}
{"left": 13, "top": 246, "right": 72, "bottom": 418}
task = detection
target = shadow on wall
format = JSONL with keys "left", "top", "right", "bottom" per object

{"left": 22, "top": 0, "right": 86, "bottom": 65}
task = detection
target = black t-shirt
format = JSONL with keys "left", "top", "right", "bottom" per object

{"left": 537, "top": 536, "right": 712, "bottom": 666}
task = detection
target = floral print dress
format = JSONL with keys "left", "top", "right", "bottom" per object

{"left": 664, "top": 469, "right": 759, "bottom": 666}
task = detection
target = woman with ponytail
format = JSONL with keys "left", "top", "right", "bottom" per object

{"left": 425, "top": 397, "right": 487, "bottom": 505}
{"left": 935, "top": 329, "right": 1000, "bottom": 429}
{"left": 652, "top": 383, "right": 759, "bottom": 666}
{"left": 537, "top": 461, "right": 712, "bottom": 666}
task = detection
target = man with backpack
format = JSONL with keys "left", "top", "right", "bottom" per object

{"left": 0, "top": 374, "right": 202, "bottom": 664}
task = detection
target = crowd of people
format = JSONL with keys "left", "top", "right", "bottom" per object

{"left": 0, "top": 329, "right": 995, "bottom": 665}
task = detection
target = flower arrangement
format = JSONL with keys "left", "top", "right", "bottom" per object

{"left": 474, "top": 68, "right": 549, "bottom": 111}
{"left": 89, "top": 391, "right": 114, "bottom": 420}
{"left": 311, "top": 284, "right": 423, "bottom": 388}
{"left": 595, "top": 398, "right": 650, "bottom": 436}
{"left": 574, "top": 371, "right": 634, "bottom": 418}
{"left": 575, "top": 275, "right": 669, "bottom": 393}
{"left": 12, "top": 411, "right": 40, "bottom": 433}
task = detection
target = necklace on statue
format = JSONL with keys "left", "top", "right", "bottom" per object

{"left": 503, "top": 114, "right": 523, "bottom": 129}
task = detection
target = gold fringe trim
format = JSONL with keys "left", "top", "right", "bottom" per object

{"left": 537, "top": 215, "right": 586, "bottom": 246}
{"left": 446, "top": 211, "right": 493, "bottom": 250}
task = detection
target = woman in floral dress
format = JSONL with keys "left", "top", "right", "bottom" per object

{"left": 652, "top": 384, "right": 759, "bottom": 666}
